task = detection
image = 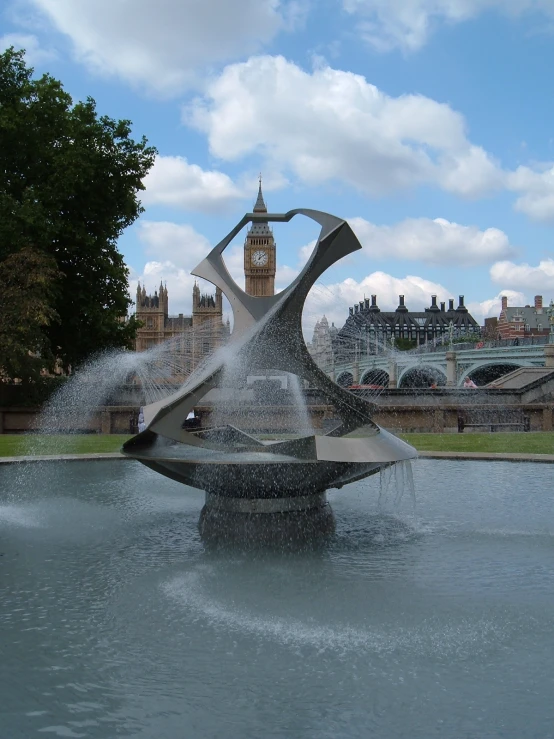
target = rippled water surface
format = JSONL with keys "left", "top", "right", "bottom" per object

{"left": 1, "top": 459, "right": 553, "bottom": 739}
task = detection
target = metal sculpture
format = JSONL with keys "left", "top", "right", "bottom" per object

{"left": 123, "top": 209, "right": 417, "bottom": 543}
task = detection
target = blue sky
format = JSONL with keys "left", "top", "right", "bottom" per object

{"left": 2, "top": 0, "right": 554, "bottom": 332}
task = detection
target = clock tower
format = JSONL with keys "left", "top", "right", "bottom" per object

{"left": 244, "top": 178, "right": 276, "bottom": 297}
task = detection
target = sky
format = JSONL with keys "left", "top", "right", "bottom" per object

{"left": 2, "top": 0, "right": 554, "bottom": 334}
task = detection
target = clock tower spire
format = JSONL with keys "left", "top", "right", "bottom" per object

{"left": 244, "top": 176, "right": 276, "bottom": 296}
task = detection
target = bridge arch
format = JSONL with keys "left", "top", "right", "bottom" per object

{"left": 460, "top": 361, "right": 526, "bottom": 387}
{"left": 360, "top": 369, "right": 389, "bottom": 388}
{"left": 336, "top": 371, "right": 354, "bottom": 388}
{"left": 398, "top": 365, "right": 447, "bottom": 388}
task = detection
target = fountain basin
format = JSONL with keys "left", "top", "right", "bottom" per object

{"left": 3, "top": 458, "right": 554, "bottom": 739}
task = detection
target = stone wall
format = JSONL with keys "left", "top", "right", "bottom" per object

{"left": 1, "top": 400, "right": 552, "bottom": 435}
{"left": 0, "top": 407, "right": 138, "bottom": 435}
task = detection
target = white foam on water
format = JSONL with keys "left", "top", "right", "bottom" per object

{"left": 162, "top": 569, "right": 507, "bottom": 658}
{"left": 0, "top": 504, "right": 42, "bottom": 528}
{"left": 473, "top": 527, "right": 554, "bottom": 539}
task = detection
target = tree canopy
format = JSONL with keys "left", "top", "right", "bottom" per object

{"left": 0, "top": 47, "right": 156, "bottom": 379}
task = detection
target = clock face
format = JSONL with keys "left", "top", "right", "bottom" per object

{"left": 251, "top": 250, "right": 268, "bottom": 267}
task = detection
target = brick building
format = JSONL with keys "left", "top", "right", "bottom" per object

{"left": 490, "top": 295, "right": 550, "bottom": 340}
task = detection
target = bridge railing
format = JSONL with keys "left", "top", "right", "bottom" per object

{"left": 410, "top": 335, "right": 549, "bottom": 354}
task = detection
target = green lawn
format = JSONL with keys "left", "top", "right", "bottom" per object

{"left": 399, "top": 432, "right": 554, "bottom": 454}
{"left": 1, "top": 432, "right": 553, "bottom": 457}
{"left": 0, "top": 434, "right": 131, "bottom": 457}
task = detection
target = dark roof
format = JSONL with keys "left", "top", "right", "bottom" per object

{"left": 253, "top": 180, "right": 267, "bottom": 212}
{"left": 249, "top": 179, "right": 273, "bottom": 236}
{"left": 166, "top": 316, "right": 193, "bottom": 330}
{"left": 339, "top": 295, "right": 478, "bottom": 337}
{"left": 504, "top": 306, "right": 549, "bottom": 329}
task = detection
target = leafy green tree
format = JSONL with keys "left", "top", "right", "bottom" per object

{"left": 0, "top": 47, "right": 156, "bottom": 376}
{"left": 0, "top": 248, "right": 59, "bottom": 381}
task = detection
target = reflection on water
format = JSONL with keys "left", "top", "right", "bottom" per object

{"left": 1, "top": 459, "right": 554, "bottom": 739}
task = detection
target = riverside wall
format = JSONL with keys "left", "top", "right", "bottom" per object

{"left": 1, "top": 398, "right": 552, "bottom": 434}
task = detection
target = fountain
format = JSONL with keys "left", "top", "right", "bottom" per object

{"left": 3, "top": 210, "right": 553, "bottom": 739}
{"left": 122, "top": 208, "right": 417, "bottom": 544}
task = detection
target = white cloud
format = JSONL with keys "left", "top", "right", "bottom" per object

{"left": 303, "top": 271, "right": 454, "bottom": 330}
{"left": 490, "top": 258, "right": 554, "bottom": 292}
{"left": 28, "top": 0, "right": 291, "bottom": 95}
{"left": 138, "top": 220, "right": 212, "bottom": 265}
{"left": 131, "top": 220, "right": 214, "bottom": 314}
{"left": 349, "top": 216, "right": 514, "bottom": 265}
{"left": 342, "top": 0, "right": 554, "bottom": 52}
{"left": 142, "top": 156, "right": 244, "bottom": 213}
{"left": 130, "top": 261, "right": 198, "bottom": 315}
{"left": 507, "top": 164, "right": 554, "bottom": 222}
{"left": 467, "top": 290, "right": 526, "bottom": 324}
{"left": 0, "top": 32, "right": 58, "bottom": 64}
{"left": 187, "top": 55, "right": 502, "bottom": 198}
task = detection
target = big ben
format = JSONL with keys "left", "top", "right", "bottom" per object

{"left": 244, "top": 177, "right": 276, "bottom": 297}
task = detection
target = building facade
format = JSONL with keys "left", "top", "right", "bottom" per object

{"left": 308, "top": 315, "right": 338, "bottom": 371}
{"left": 310, "top": 294, "right": 480, "bottom": 366}
{"left": 489, "top": 295, "right": 551, "bottom": 341}
{"left": 134, "top": 280, "right": 228, "bottom": 372}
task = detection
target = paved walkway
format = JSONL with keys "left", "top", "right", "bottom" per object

{"left": 1, "top": 451, "right": 554, "bottom": 464}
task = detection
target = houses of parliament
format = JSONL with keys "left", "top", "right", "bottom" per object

{"left": 134, "top": 181, "right": 276, "bottom": 366}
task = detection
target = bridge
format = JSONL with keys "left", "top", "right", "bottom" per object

{"left": 330, "top": 342, "right": 554, "bottom": 388}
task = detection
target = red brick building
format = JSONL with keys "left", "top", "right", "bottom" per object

{"left": 491, "top": 295, "right": 550, "bottom": 340}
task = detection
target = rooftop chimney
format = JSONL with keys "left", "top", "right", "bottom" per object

{"left": 458, "top": 295, "right": 465, "bottom": 308}
{"left": 440, "top": 302, "right": 446, "bottom": 312}
{"left": 501, "top": 296, "right": 508, "bottom": 311}
{"left": 368, "top": 294, "right": 380, "bottom": 312}
{"left": 535, "top": 295, "right": 543, "bottom": 312}
{"left": 448, "top": 299, "right": 454, "bottom": 311}
{"left": 396, "top": 295, "right": 408, "bottom": 312}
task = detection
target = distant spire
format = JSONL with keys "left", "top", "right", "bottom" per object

{"left": 253, "top": 173, "right": 267, "bottom": 212}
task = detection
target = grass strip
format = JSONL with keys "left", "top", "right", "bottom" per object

{"left": 398, "top": 432, "right": 554, "bottom": 455}
{"left": 0, "top": 432, "right": 553, "bottom": 458}
{"left": 0, "top": 434, "right": 131, "bottom": 457}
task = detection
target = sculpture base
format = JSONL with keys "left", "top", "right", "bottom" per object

{"left": 198, "top": 492, "right": 335, "bottom": 548}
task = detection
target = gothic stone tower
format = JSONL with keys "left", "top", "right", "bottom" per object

{"left": 244, "top": 179, "right": 276, "bottom": 297}
{"left": 135, "top": 281, "right": 168, "bottom": 351}
{"left": 192, "top": 282, "right": 225, "bottom": 363}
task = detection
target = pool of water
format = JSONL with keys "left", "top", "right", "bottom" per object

{"left": 1, "top": 459, "right": 553, "bottom": 739}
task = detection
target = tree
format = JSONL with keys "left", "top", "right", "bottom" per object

{"left": 0, "top": 248, "right": 59, "bottom": 381}
{"left": 0, "top": 47, "right": 156, "bottom": 376}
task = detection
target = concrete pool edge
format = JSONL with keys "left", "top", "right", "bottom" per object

{"left": 1, "top": 451, "right": 554, "bottom": 464}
